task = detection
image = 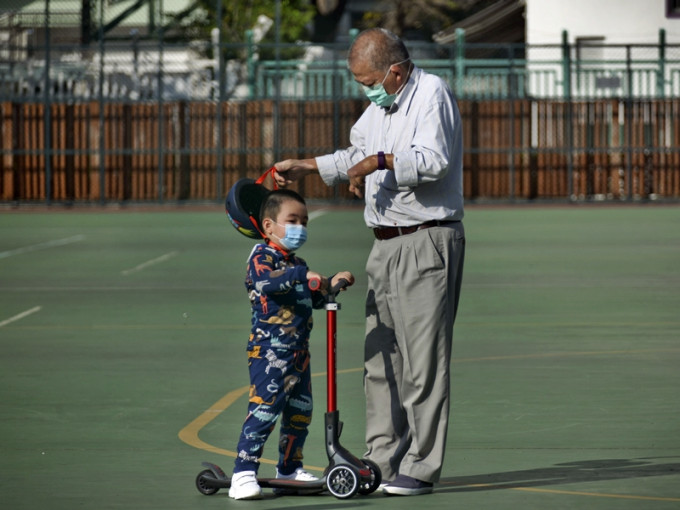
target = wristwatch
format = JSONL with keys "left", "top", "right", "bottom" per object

{"left": 377, "top": 151, "right": 386, "bottom": 170}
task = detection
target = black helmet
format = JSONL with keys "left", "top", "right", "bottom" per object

{"left": 225, "top": 178, "right": 270, "bottom": 239}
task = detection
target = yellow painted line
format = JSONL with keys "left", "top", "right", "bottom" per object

{"left": 178, "top": 386, "right": 249, "bottom": 458}
{"left": 440, "top": 482, "right": 680, "bottom": 502}
{"left": 177, "top": 368, "right": 362, "bottom": 471}
{"left": 179, "top": 349, "right": 680, "bottom": 491}
{"left": 512, "top": 486, "right": 680, "bottom": 502}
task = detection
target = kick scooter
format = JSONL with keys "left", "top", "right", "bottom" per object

{"left": 195, "top": 278, "right": 382, "bottom": 499}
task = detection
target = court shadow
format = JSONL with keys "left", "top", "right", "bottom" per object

{"left": 438, "top": 457, "right": 680, "bottom": 492}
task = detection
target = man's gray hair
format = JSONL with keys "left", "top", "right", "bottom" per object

{"left": 348, "top": 28, "right": 410, "bottom": 72}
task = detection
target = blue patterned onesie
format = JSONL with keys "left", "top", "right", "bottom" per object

{"left": 233, "top": 242, "right": 326, "bottom": 475}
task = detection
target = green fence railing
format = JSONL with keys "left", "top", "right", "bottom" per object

{"left": 248, "top": 30, "right": 680, "bottom": 100}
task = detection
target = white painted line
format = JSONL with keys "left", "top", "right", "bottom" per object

{"left": 309, "top": 209, "right": 328, "bottom": 221}
{"left": 0, "top": 306, "right": 42, "bottom": 328}
{"left": 0, "top": 235, "right": 86, "bottom": 259}
{"left": 121, "top": 251, "right": 178, "bottom": 276}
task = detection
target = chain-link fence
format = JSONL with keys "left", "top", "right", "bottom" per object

{"left": 1, "top": 1, "right": 679, "bottom": 204}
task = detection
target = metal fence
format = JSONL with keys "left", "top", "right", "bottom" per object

{"left": 1, "top": 3, "right": 679, "bottom": 204}
{"left": 2, "top": 31, "right": 680, "bottom": 102}
{"left": 3, "top": 0, "right": 680, "bottom": 104}
{"left": 3, "top": 97, "right": 678, "bottom": 204}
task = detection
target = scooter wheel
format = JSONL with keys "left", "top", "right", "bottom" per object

{"left": 196, "top": 469, "right": 220, "bottom": 495}
{"left": 326, "top": 465, "right": 359, "bottom": 499}
{"left": 358, "top": 458, "right": 382, "bottom": 495}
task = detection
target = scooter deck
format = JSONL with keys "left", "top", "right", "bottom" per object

{"left": 197, "top": 462, "right": 326, "bottom": 494}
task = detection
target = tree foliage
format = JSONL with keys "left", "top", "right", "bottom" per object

{"left": 362, "top": 0, "right": 497, "bottom": 40}
{"left": 179, "top": 0, "right": 316, "bottom": 57}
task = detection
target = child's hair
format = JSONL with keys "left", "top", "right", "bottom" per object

{"left": 259, "top": 188, "right": 306, "bottom": 224}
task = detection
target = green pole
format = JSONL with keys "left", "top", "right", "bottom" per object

{"left": 562, "top": 30, "right": 574, "bottom": 199}
{"left": 561, "top": 30, "right": 571, "bottom": 99}
{"left": 98, "top": 0, "right": 105, "bottom": 204}
{"left": 216, "top": 1, "right": 224, "bottom": 200}
{"left": 157, "top": 0, "right": 164, "bottom": 203}
{"left": 246, "top": 29, "right": 255, "bottom": 99}
{"left": 657, "top": 28, "right": 666, "bottom": 98}
{"left": 44, "top": 0, "right": 52, "bottom": 204}
{"left": 455, "top": 28, "right": 465, "bottom": 97}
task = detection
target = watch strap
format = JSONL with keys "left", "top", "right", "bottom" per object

{"left": 377, "top": 151, "right": 386, "bottom": 170}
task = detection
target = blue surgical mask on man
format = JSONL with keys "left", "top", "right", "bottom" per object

{"left": 361, "top": 58, "right": 410, "bottom": 108}
{"left": 273, "top": 223, "right": 307, "bottom": 251}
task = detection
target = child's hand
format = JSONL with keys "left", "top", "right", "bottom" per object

{"left": 331, "top": 271, "right": 355, "bottom": 291}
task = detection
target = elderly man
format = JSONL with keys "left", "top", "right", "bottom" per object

{"left": 274, "top": 27, "right": 465, "bottom": 496}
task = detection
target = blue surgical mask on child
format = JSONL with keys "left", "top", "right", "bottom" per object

{"left": 361, "top": 58, "right": 410, "bottom": 108}
{"left": 272, "top": 222, "right": 307, "bottom": 251}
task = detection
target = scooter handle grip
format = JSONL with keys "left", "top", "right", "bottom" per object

{"left": 308, "top": 276, "right": 322, "bottom": 291}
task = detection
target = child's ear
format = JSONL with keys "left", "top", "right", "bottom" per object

{"left": 261, "top": 217, "right": 272, "bottom": 236}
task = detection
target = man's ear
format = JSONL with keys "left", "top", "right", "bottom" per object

{"left": 393, "top": 65, "right": 407, "bottom": 83}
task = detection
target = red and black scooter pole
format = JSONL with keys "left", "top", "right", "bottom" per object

{"left": 305, "top": 277, "right": 382, "bottom": 498}
{"left": 308, "top": 275, "right": 342, "bottom": 412}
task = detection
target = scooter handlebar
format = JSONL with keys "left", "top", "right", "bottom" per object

{"left": 329, "top": 278, "right": 350, "bottom": 296}
{"left": 308, "top": 277, "right": 350, "bottom": 296}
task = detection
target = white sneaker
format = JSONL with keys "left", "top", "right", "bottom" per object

{"left": 228, "top": 470, "right": 262, "bottom": 500}
{"left": 276, "top": 467, "right": 319, "bottom": 481}
{"left": 273, "top": 467, "right": 321, "bottom": 495}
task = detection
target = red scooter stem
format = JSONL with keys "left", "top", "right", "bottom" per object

{"left": 326, "top": 304, "right": 338, "bottom": 412}
{"left": 308, "top": 277, "right": 348, "bottom": 414}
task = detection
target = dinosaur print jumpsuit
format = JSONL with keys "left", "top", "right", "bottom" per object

{"left": 233, "top": 243, "right": 326, "bottom": 475}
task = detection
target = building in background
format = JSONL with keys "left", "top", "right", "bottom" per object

{"left": 526, "top": 0, "right": 679, "bottom": 46}
{"left": 525, "top": 0, "right": 680, "bottom": 97}
{"left": 1, "top": 0, "right": 679, "bottom": 100}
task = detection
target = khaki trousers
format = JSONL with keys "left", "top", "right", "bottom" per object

{"left": 363, "top": 222, "right": 465, "bottom": 483}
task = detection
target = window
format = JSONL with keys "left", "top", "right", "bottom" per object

{"left": 667, "top": 0, "right": 680, "bottom": 18}
{"left": 575, "top": 37, "right": 605, "bottom": 63}
{"left": 574, "top": 37, "right": 606, "bottom": 94}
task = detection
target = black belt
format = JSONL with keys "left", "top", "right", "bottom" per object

{"left": 373, "top": 220, "right": 455, "bottom": 241}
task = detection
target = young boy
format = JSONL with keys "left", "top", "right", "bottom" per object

{"left": 229, "top": 188, "right": 354, "bottom": 500}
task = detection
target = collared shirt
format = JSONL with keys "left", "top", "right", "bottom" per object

{"left": 316, "top": 66, "right": 464, "bottom": 228}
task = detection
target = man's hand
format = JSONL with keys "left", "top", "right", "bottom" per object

{"left": 348, "top": 153, "right": 389, "bottom": 198}
{"left": 347, "top": 165, "right": 368, "bottom": 198}
{"left": 273, "top": 159, "right": 317, "bottom": 187}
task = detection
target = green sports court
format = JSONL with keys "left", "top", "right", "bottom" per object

{"left": 1, "top": 204, "right": 678, "bottom": 509}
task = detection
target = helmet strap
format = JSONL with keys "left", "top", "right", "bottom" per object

{"left": 249, "top": 214, "right": 267, "bottom": 239}
{"left": 255, "top": 166, "right": 280, "bottom": 190}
